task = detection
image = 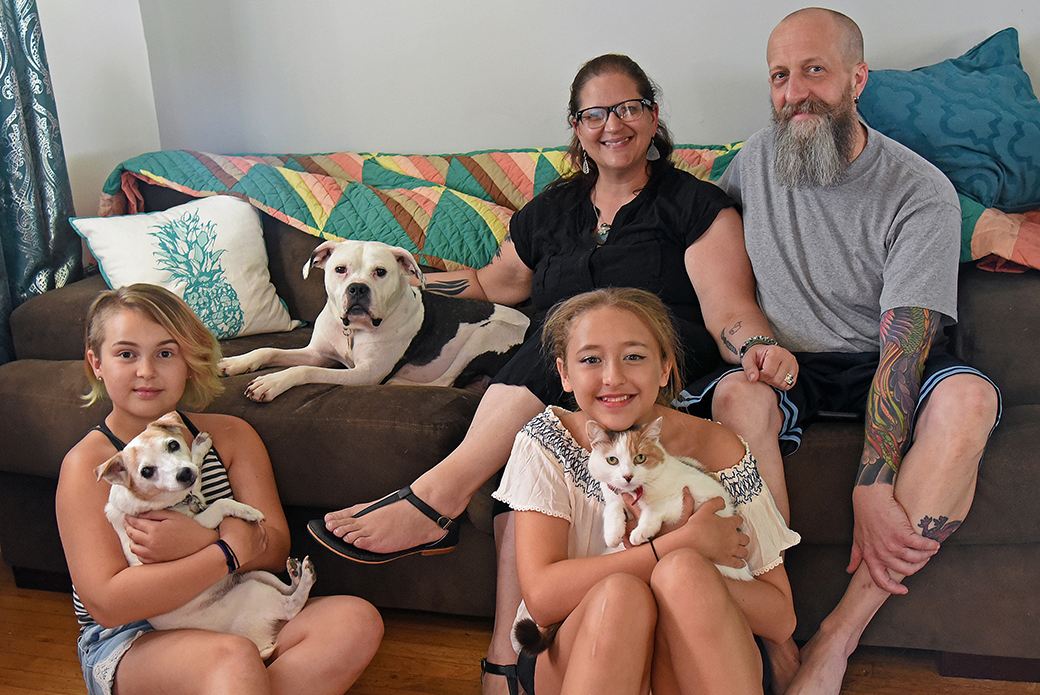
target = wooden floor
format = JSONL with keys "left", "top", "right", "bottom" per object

{"left": 2, "top": 555, "right": 1037, "bottom": 695}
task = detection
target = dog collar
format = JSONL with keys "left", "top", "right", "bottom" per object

{"left": 178, "top": 493, "right": 206, "bottom": 514}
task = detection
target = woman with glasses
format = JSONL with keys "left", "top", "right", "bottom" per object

{"left": 310, "top": 54, "right": 798, "bottom": 695}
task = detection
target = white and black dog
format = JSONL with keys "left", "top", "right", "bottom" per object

{"left": 218, "top": 239, "right": 529, "bottom": 402}
{"left": 96, "top": 412, "right": 314, "bottom": 658}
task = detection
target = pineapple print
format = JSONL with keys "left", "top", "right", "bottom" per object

{"left": 150, "top": 206, "right": 244, "bottom": 339}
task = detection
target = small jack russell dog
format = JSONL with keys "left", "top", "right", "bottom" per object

{"left": 95, "top": 411, "right": 314, "bottom": 658}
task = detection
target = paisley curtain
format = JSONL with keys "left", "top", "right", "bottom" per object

{"left": 0, "top": 0, "right": 79, "bottom": 364}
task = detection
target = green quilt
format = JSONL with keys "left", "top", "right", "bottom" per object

{"left": 101, "top": 144, "right": 743, "bottom": 271}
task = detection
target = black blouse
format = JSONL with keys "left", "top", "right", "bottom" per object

{"left": 510, "top": 163, "right": 735, "bottom": 329}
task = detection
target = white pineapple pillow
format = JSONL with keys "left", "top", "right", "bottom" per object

{"left": 72, "top": 195, "right": 299, "bottom": 339}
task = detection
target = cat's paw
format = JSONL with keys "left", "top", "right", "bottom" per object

{"left": 603, "top": 517, "right": 627, "bottom": 547}
{"left": 629, "top": 528, "right": 652, "bottom": 546}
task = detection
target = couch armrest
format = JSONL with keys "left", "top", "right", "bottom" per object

{"left": 953, "top": 264, "right": 1040, "bottom": 406}
{"left": 11, "top": 273, "right": 108, "bottom": 361}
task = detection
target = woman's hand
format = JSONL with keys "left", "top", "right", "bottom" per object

{"left": 742, "top": 344, "right": 799, "bottom": 391}
{"left": 123, "top": 510, "right": 218, "bottom": 564}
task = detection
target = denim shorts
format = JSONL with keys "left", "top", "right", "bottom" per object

{"left": 77, "top": 620, "right": 154, "bottom": 695}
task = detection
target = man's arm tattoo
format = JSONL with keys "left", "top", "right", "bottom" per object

{"left": 720, "top": 322, "right": 743, "bottom": 356}
{"left": 856, "top": 306, "right": 940, "bottom": 487}
{"left": 425, "top": 278, "right": 470, "bottom": 296}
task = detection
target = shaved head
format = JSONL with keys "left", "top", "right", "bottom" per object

{"left": 772, "top": 7, "right": 863, "bottom": 68}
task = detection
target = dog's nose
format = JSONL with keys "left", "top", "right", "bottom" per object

{"left": 176, "top": 468, "right": 197, "bottom": 486}
{"left": 347, "top": 283, "right": 369, "bottom": 300}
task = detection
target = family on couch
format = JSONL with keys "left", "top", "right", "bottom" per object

{"left": 58, "top": 7, "right": 1000, "bottom": 695}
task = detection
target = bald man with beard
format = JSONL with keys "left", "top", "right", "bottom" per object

{"left": 676, "top": 8, "right": 1001, "bottom": 694}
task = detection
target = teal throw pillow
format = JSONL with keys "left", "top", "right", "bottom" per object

{"left": 858, "top": 28, "right": 1040, "bottom": 213}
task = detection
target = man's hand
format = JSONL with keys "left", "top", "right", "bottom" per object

{"left": 848, "top": 484, "right": 939, "bottom": 594}
{"left": 742, "top": 344, "right": 799, "bottom": 391}
{"left": 124, "top": 509, "right": 218, "bottom": 564}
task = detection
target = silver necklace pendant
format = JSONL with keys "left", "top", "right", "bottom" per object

{"left": 595, "top": 222, "right": 611, "bottom": 245}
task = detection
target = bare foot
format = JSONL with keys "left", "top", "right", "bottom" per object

{"left": 785, "top": 630, "right": 850, "bottom": 695}
{"left": 763, "top": 637, "right": 801, "bottom": 694}
{"left": 323, "top": 486, "right": 459, "bottom": 554}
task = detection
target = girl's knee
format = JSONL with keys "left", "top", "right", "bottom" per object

{"left": 651, "top": 549, "right": 728, "bottom": 606}
{"left": 305, "top": 596, "right": 384, "bottom": 655}
{"left": 585, "top": 573, "right": 656, "bottom": 627}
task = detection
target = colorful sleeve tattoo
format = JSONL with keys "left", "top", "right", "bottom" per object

{"left": 856, "top": 306, "right": 940, "bottom": 487}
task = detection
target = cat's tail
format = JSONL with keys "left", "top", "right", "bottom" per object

{"left": 513, "top": 618, "right": 562, "bottom": 655}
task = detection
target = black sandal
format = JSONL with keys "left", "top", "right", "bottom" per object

{"left": 307, "top": 486, "right": 459, "bottom": 564}
{"left": 480, "top": 658, "right": 519, "bottom": 695}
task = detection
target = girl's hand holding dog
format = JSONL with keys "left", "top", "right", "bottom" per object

{"left": 123, "top": 510, "right": 218, "bottom": 564}
{"left": 218, "top": 514, "right": 269, "bottom": 570}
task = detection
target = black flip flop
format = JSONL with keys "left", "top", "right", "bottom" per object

{"left": 307, "top": 486, "right": 459, "bottom": 564}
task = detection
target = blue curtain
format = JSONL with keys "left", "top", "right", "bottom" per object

{"left": 0, "top": 0, "right": 79, "bottom": 364}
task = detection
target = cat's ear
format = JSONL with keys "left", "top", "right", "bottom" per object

{"left": 643, "top": 417, "right": 664, "bottom": 443}
{"left": 586, "top": 419, "right": 610, "bottom": 448}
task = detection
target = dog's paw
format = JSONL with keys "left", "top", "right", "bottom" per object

{"left": 244, "top": 374, "right": 287, "bottom": 402}
{"left": 217, "top": 355, "right": 254, "bottom": 377}
{"left": 286, "top": 556, "right": 302, "bottom": 579}
{"left": 191, "top": 432, "right": 213, "bottom": 463}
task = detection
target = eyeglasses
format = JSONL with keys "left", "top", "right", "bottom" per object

{"left": 573, "top": 99, "right": 653, "bottom": 129}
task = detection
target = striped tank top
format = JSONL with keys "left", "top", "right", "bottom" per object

{"left": 72, "top": 413, "right": 234, "bottom": 628}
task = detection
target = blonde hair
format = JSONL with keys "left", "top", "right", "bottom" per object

{"left": 83, "top": 284, "right": 223, "bottom": 410}
{"left": 541, "top": 288, "right": 684, "bottom": 405}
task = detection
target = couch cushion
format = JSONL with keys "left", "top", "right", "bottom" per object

{"left": 858, "top": 28, "right": 1040, "bottom": 213}
{"left": 72, "top": 195, "right": 299, "bottom": 339}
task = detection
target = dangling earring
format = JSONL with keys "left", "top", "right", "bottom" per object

{"left": 854, "top": 95, "right": 860, "bottom": 104}
{"left": 581, "top": 150, "right": 590, "bottom": 175}
{"left": 646, "top": 139, "right": 661, "bottom": 162}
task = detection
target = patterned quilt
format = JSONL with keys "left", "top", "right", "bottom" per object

{"left": 99, "top": 144, "right": 1040, "bottom": 272}
{"left": 99, "top": 145, "right": 741, "bottom": 271}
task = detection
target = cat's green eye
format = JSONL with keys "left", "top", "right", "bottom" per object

{"left": 606, "top": 456, "right": 619, "bottom": 465}
{"left": 634, "top": 454, "right": 646, "bottom": 463}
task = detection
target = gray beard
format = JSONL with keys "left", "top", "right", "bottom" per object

{"left": 772, "top": 92, "right": 858, "bottom": 188}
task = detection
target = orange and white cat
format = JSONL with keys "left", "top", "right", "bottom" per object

{"left": 586, "top": 416, "right": 753, "bottom": 581}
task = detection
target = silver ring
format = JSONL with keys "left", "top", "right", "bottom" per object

{"left": 784, "top": 373, "right": 794, "bottom": 387}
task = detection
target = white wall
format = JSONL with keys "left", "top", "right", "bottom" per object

{"left": 37, "top": 0, "right": 159, "bottom": 217}
{"left": 39, "top": 0, "right": 1040, "bottom": 215}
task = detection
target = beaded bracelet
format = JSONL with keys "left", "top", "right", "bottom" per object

{"left": 738, "top": 335, "right": 779, "bottom": 361}
{"left": 214, "top": 539, "right": 239, "bottom": 574}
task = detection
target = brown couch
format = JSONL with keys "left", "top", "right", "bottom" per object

{"left": 1, "top": 181, "right": 1037, "bottom": 680}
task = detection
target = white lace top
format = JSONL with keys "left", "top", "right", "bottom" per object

{"left": 494, "top": 407, "right": 801, "bottom": 650}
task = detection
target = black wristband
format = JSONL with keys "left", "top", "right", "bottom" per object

{"left": 214, "top": 539, "right": 239, "bottom": 573}
{"left": 648, "top": 536, "right": 660, "bottom": 562}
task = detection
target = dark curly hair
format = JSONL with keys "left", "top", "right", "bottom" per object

{"left": 557, "top": 54, "right": 675, "bottom": 189}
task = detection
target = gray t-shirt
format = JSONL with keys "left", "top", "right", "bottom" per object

{"left": 718, "top": 124, "right": 961, "bottom": 353}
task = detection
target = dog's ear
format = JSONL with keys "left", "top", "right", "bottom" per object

{"left": 304, "top": 241, "right": 340, "bottom": 279}
{"left": 96, "top": 453, "right": 130, "bottom": 487}
{"left": 151, "top": 411, "right": 184, "bottom": 435}
{"left": 391, "top": 247, "right": 425, "bottom": 288}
